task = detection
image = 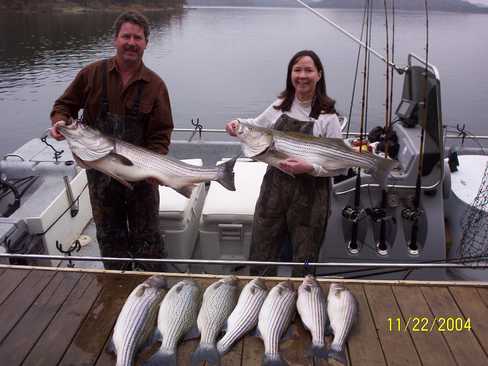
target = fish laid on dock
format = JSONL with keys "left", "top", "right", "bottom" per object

{"left": 111, "top": 275, "right": 167, "bottom": 366}
{"left": 296, "top": 275, "right": 328, "bottom": 360}
{"left": 327, "top": 283, "right": 358, "bottom": 366}
{"left": 236, "top": 121, "right": 398, "bottom": 188}
{"left": 145, "top": 279, "right": 202, "bottom": 366}
{"left": 216, "top": 278, "right": 268, "bottom": 355}
{"left": 191, "top": 276, "right": 239, "bottom": 366}
{"left": 55, "top": 120, "right": 236, "bottom": 198}
{"left": 257, "top": 280, "right": 297, "bottom": 366}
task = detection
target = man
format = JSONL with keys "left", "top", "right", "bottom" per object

{"left": 50, "top": 11, "right": 173, "bottom": 271}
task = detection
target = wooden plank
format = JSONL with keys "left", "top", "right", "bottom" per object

{"left": 0, "top": 269, "right": 55, "bottom": 343}
{"left": 421, "top": 286, "right": 488, "bottom": 365}
{"left": 221, "top": 338, "right": 243, "bottom": 366}
{"left": 392, "top": 285, "right": 456, "bottom": 366}
{"left": 346, "top": 284, "right": 386, "bottom": 366}
{"left": 449, "top": 286, "right": 488, "bottom": 354}
{"left": 58, "top": 274, "right": 144, "bottom": 366}
{"left": 22, "top": 273, "right": 102, "bottom": 366}
{"left": 0, "top": 271, "right": 81, "bottom": 366}
{"left": 477, "top": 287, "right": 488, "bottom": 307}
{"left": 177, "top": 339, "right": 199, "bottom": 365}
{"left": 364, "top": 284, "right": 422, "bottom": 366}
{"left": 0, "top": 268, "right": 30, "bottom": 304}
{"left": 242, "top": 335, "right": 264, "bottom": 366}
{"left": 282, "top": 322, "right": 314, "bottom": 366}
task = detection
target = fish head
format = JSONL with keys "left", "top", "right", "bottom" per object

{"left": 235, "top": 122, "right": 273, "bottom": 157}
{"left": 145, "top": 275, "right": 167, "bottom": 290}
{"left": 328, "top": 283, "right": 347, "bottom": 298}
{"left": 55, "top": 120, "right": 114, "bottom": 161}
{"left": 299, "top": 275, "right": 320, "bottom": 294}
{"left": 248, "top": 278, "right": 268, "bottom": 296}
{"left": 274, "top": 280, "right": 295, "bottom": 296}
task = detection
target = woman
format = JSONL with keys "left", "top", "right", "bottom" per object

{"left": 226, "top": 50, "right": 342, "bottom": 277}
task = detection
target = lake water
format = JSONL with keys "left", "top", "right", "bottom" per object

{"left": 1, "top": 6, "right": 487, "bottom": 156}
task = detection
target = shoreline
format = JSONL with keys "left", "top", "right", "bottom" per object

{"left": 0, "top": 4, "right": 184, "bottom": 14}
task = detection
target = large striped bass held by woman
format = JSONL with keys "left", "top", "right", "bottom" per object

{"left": 111, "top": 275, "right": 167, "bottom": 366}
{"left": 327, "top": 283, "right": 358, "bottom": 366}
{"left": 236, "top": 121, "right": 398, "bottom": 188}
{"left": 144, "top": 279, "right": 202, "bottom": 366}
{"left": 55, "top": 120, "right": 236, "bottom": 198}
{"left": 191, "top": 276, "right": 239, "bottom": 366}
{"left": 296, "top": 275, "right": 328, "bottom": 360}
{"left": 216, "top": 278, "right": 268, "bottom": 356}
{"left": 257, "top": 281, "right": 297, "bottom": 366}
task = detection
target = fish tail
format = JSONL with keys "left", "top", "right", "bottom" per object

{"left": 143, "top": 350, "right": 177, "bottom": 366}
{"left": 371, "top": 157, "right": 398, "bottom": 188}
{"left": 308, "top": 344, "right": 328, "bottom": 360}
{"left": 263, "top": 353, "right": 289, "bottom": 366}
{"left": 191, "top": 344, "right": 221, "bottom": 366}
{"left": 216, "top": 157, "right": 237, "bottom": 191}
{"left": 327, "top": 347, "right": 347, "bottom": 366}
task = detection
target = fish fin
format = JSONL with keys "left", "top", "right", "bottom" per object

{"left": 151, "top": 328, "right": 163, "bottom": 343}
{"left": 280, "top": 323, "right": 295, "bottom": 342}
{"left": 263, "top": 353, "right": 289, "bottom": 366}
{"left": 307, "top": 344, "right": 328, "bottom": 360}
{"left": 110, "top": 152, "right": 134, "bottom": 166}
{"left": 173, "top": 185, "right": 195, "bottom": 198}
{"left": 325, "top": 321, "right": 334, "bottom": 337}
{"left": 327, "top": 347, "right": 347, "bottom": 366}
{"left": 216, "top": 157, "right": 237, "bottom": 191}
{"left": 183, "top": 326, "right": 200, "bottom": 341}
{"left": 191, "top": 344, "right": 221, "bottom": 366}
{"left": 106, "top": 337, "right": 116, "bottom": 354}
{"left": 222, "top": 320, "right": 228, "bottom": 333}
{"left": 370, "top": 157, "right": 399, "bottom": 189}
{"left": 73, "top": 154, "right": 89, "bottom": 169}
{"left": 249, "top": 326, "right": 261, "bottom": 337}
{"left": 144, "top": 350, "right": 176, "bottom": 366}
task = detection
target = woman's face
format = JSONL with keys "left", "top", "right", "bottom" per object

{"left": 291, "top": 56, "right": 322, "bottom": 100}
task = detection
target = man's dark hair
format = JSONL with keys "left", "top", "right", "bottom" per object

{"left": 113, "top": 11, "right": 150, "bottom": 40}
{"left": 274, "top": 50, "right": 336, "bottom": 119}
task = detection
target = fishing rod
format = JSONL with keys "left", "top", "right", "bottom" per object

{"left": 293, "top": 0, "right": 404, "bottom": 73}
{"left": 373, "top": 0, "right": 394, "bottom": 255}
{"left": 403, "top": 0, "right": 430, "bottom": 255}
{"left": 345, "top": 0, "right": 373, "bottom": 254}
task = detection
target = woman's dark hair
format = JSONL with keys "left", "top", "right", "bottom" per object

{"left": 274, "top": 50, "right": 336, "bottom": 118}
{"left": 113, "top": 11, "right": 150, "bottom": 40}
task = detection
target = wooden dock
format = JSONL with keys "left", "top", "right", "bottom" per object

{"left": 0, "top": 266, "right": 487, "bottom": 366}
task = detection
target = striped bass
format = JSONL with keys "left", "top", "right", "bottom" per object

{"left": 327, "top": 283, "right": 358, "bottom": 366}
{"left": 55, "top": 120, "right": 236, "bottom": 198}
{"left": 111, "top": 275, "right": 167, "bottom": 366}
{"left": 145, "top": 279, "right": 202, "bottom": 366}
{"left": 191, "top": 276, "right": 239, "bottom": 366}
{"left": 257, "top": 281, "right": 296, "bottom": 366}
{"left": 296, "top": 275, "right": 328, "bottom": 360}
{"left": 236, "top": 121, "right": 398, "bottom": 188}
{"left": 216, "top": 278, "right": 268, "bottom": 355}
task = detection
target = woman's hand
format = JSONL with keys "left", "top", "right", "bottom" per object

{"left": 225, "top": 120, "right": 239, "bottom": 136}
{"left": 50, "top": 123, "right": 65, "bottom": 141}
{"left": 279, "top": 158, "right": 314, "bottom": 175}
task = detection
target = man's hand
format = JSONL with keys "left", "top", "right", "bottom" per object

{"left": 50, "top": 122, "right": 65, "bottom": 141}
{"left": 279, "top": 158, "right": 314, "bottom": 175}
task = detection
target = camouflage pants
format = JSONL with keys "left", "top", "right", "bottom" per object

{"left": 87, "top": 170, "right": 165, "bottom": 271}
{"left": 249, "top": 168, "right": 330, "bottom": 277}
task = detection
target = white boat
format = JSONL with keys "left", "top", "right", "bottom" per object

{"left": 1, "top": 4, "right": 487, "bottom": 282}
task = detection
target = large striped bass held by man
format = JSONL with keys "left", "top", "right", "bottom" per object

{"left": 296, "top": 275, "right": 328, "bottom": 360}
{"left": 191, "top": 276, "right": 239, "bottom": 366}
{"left": 257, "top": 281, "right": 296, "bottom": 366}
{"left": 111, "top": 275, "right": 167, "bottom": 366}
{"left": 327, "top": 283, "right": 358, "bottom": 366}
{"left": 55, "top": 120, "right": 236, "bottom": 198}
{"left": 235, "top": 121, "right": 398, "bottom": 188}
{"left": 144, "top": 279, "right": 202, "bottom": 366}
{"left": 216, "top": 278, "right": 268, "bottom": 356}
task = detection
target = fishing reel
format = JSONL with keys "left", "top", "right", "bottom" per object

{"left": 342, "top": 206, "right": 366, "bottom": 223}
{"left": 365, "top": 207, "right": 394, "bottom": 223}
{"left": 401, "top": 207, "right": 424, "bottom": 221}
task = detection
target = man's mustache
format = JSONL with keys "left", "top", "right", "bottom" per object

{"left": 124, "top": 45, "right": 138, "bottom": 52}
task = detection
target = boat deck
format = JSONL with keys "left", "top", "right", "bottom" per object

{"left": 0, "top": 266, "right": 487, "bottom": 366}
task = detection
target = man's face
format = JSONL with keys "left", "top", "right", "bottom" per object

{"left": 114, "top": 22, "right": 147, "bottom": 65}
